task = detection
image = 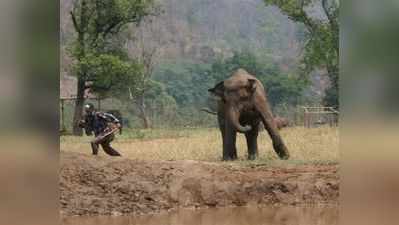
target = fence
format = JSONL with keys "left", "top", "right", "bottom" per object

{"left": 300, "top": 106, "right": 339, "bottom": 128}
{"left": 60, "top": 98, "right": 339, "bottom": 133}
{"left": 59, "top": 97, "right": 217, "bottom": 134}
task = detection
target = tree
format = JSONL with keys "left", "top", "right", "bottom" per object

{"left": 127, "top": 15, "right": 163, "bottom": 128}
{"left": 69, "top": 0, "right": 155, "bottom": 135}
{"left": 264, "top": 0, "right": 339, "bottom": 108}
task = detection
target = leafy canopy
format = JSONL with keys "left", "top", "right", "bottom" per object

{"left": 264, "top": 0, "right": 339, "bottom": 107}
{"left": 69, "top": 0, "right": 156, "bottom": 97}
{"left": 70, "top": 0, "right": 156, "bottom": 52}
{"left": 77, "top": 54, "right": 142, "bottom": 98}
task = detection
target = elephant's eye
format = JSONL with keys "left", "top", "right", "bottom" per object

{"left": 225, "top": 90, "right": 236, "bottom": 97}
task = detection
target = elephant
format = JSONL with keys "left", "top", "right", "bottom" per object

{"left": 208, "top": 68, "right": 290, "bottom": 160}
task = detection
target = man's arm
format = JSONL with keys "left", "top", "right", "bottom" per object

{"left": 78, "top": 118, "right": 93, "bottom": 136}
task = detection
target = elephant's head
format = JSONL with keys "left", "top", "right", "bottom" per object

{"left": 208, "top": 78, "right": 257, "bottom": 133}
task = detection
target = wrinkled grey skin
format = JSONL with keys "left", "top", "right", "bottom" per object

{"left": 208, "top": 69, "right": 290, "bottom": 160}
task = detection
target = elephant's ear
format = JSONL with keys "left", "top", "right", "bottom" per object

{"left": 208, "top": 81, "right": 225, "bottom": 97}
{"left": 247, "top": 79, "right": 257, "bottom": 93}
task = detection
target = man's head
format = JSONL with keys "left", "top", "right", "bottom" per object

{"left": 84, "top": 103, "right": 96, "bottom": 115}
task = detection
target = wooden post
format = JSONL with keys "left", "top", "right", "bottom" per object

{"left": 304, "top": 108, "right": 308, "bottom": 128}
{"left": 295, "top": 106, "right": 299, "bottom": 127}
{"left": 97, "top": 98, "right": 101, "bottom": 110}
{"left": 61, "top": 99, "right": 65, "bottom": 131}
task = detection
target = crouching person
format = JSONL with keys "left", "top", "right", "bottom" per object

{"left": 79, "top": 103, "right": 122, "bottom": 156}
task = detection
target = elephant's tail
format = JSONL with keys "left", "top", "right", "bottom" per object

{"left": 201, "top": 108, "right": 217, "bottom": 115}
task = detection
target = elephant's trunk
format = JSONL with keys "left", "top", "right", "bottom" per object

{"left": 255, "top": 101, "right": 290, "bottom": 159}
{"left": 226, "top": 106, "right": 252, "bottom": 133}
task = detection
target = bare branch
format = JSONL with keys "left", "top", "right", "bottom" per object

{"left": 70, "top": 11, "right": 81, "bottom": 33}
{"left": 322, "top": 0, "right": 334, "bottom": 24}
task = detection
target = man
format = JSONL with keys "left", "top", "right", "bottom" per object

{"left": 79, "top": 103, "right": 122, "bottom": 156}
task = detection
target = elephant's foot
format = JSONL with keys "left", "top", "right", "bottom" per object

{"left": 277, "top": 149, "right": 290, "bottom": 160}
{"left": 222, "top": 155, "right": 238, "bottom": 161}
{"left": 232, "top": 153, "right": 238, "bottom": 160}
{"left": 279, "top": 153, "right": 290, "bottom": 160}
{"left": 222, "top": 156, "right": 234, "bottom": 161}
{"left": 248, "top": 154, "right": 257, "bottom": 160}
{"left": 222, "top": 149, "right": 238, "bottom": 161}
{"left": 273, "top": 142, "right": 290, "bottom": 160}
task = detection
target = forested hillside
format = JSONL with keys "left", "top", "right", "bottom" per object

{"left": 61, "top": 0, "right": 301, "bottom": 63}
{"left": 60, "top": 0, "right": 334, "bottom": 129}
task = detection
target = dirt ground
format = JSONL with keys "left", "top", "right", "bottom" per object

{"left": 60, "top": 152, "right": 339, "bottom": 217}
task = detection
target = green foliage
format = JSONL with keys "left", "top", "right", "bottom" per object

{"left": 154, "top": 61, "right": 213, "bottom": 107}
{"left": 77, "top": 54, "right": 142, "bottom": 97}
{"left": 142, "top": 80, "right": 179, "bottom": 121}
{"left": 264, "top": 74, "right": 308, "bottom": 107}
{"left": 151, "top": 61, "right": 217, "bottom": 127}
{"left": 70, "top": 0, "right": 155, "bottom": 53}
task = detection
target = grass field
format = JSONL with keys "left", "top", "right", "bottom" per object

{"left": 60, "top": 126, "right": 339, "bottom": 165}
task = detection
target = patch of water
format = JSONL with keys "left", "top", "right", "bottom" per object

{"left": 62, "top": 205, "right": 338, "bottom": 225}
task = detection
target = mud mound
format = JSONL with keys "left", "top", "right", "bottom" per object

{"left": 60, "top": 152, "right": 339, "bottom": 216}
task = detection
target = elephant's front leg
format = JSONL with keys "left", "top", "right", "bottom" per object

{"left": 245, "top": 125, "right": 259, "bottom": 160}
{"left": 223, "top": 122, "right": 238, "bottom": 160}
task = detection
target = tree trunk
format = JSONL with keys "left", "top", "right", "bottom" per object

{"left": 137, "top": 95, "right": 150, "bottom": 129}
{"left": 71, "top": 1, "right": 89, "bottom": 136}
{"left": 72, "top": 77, "right": 86, "bottom": 136}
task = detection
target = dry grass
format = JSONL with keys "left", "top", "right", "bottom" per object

{"left": 60, "top": 126, "right": 339, "bottom": 165}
